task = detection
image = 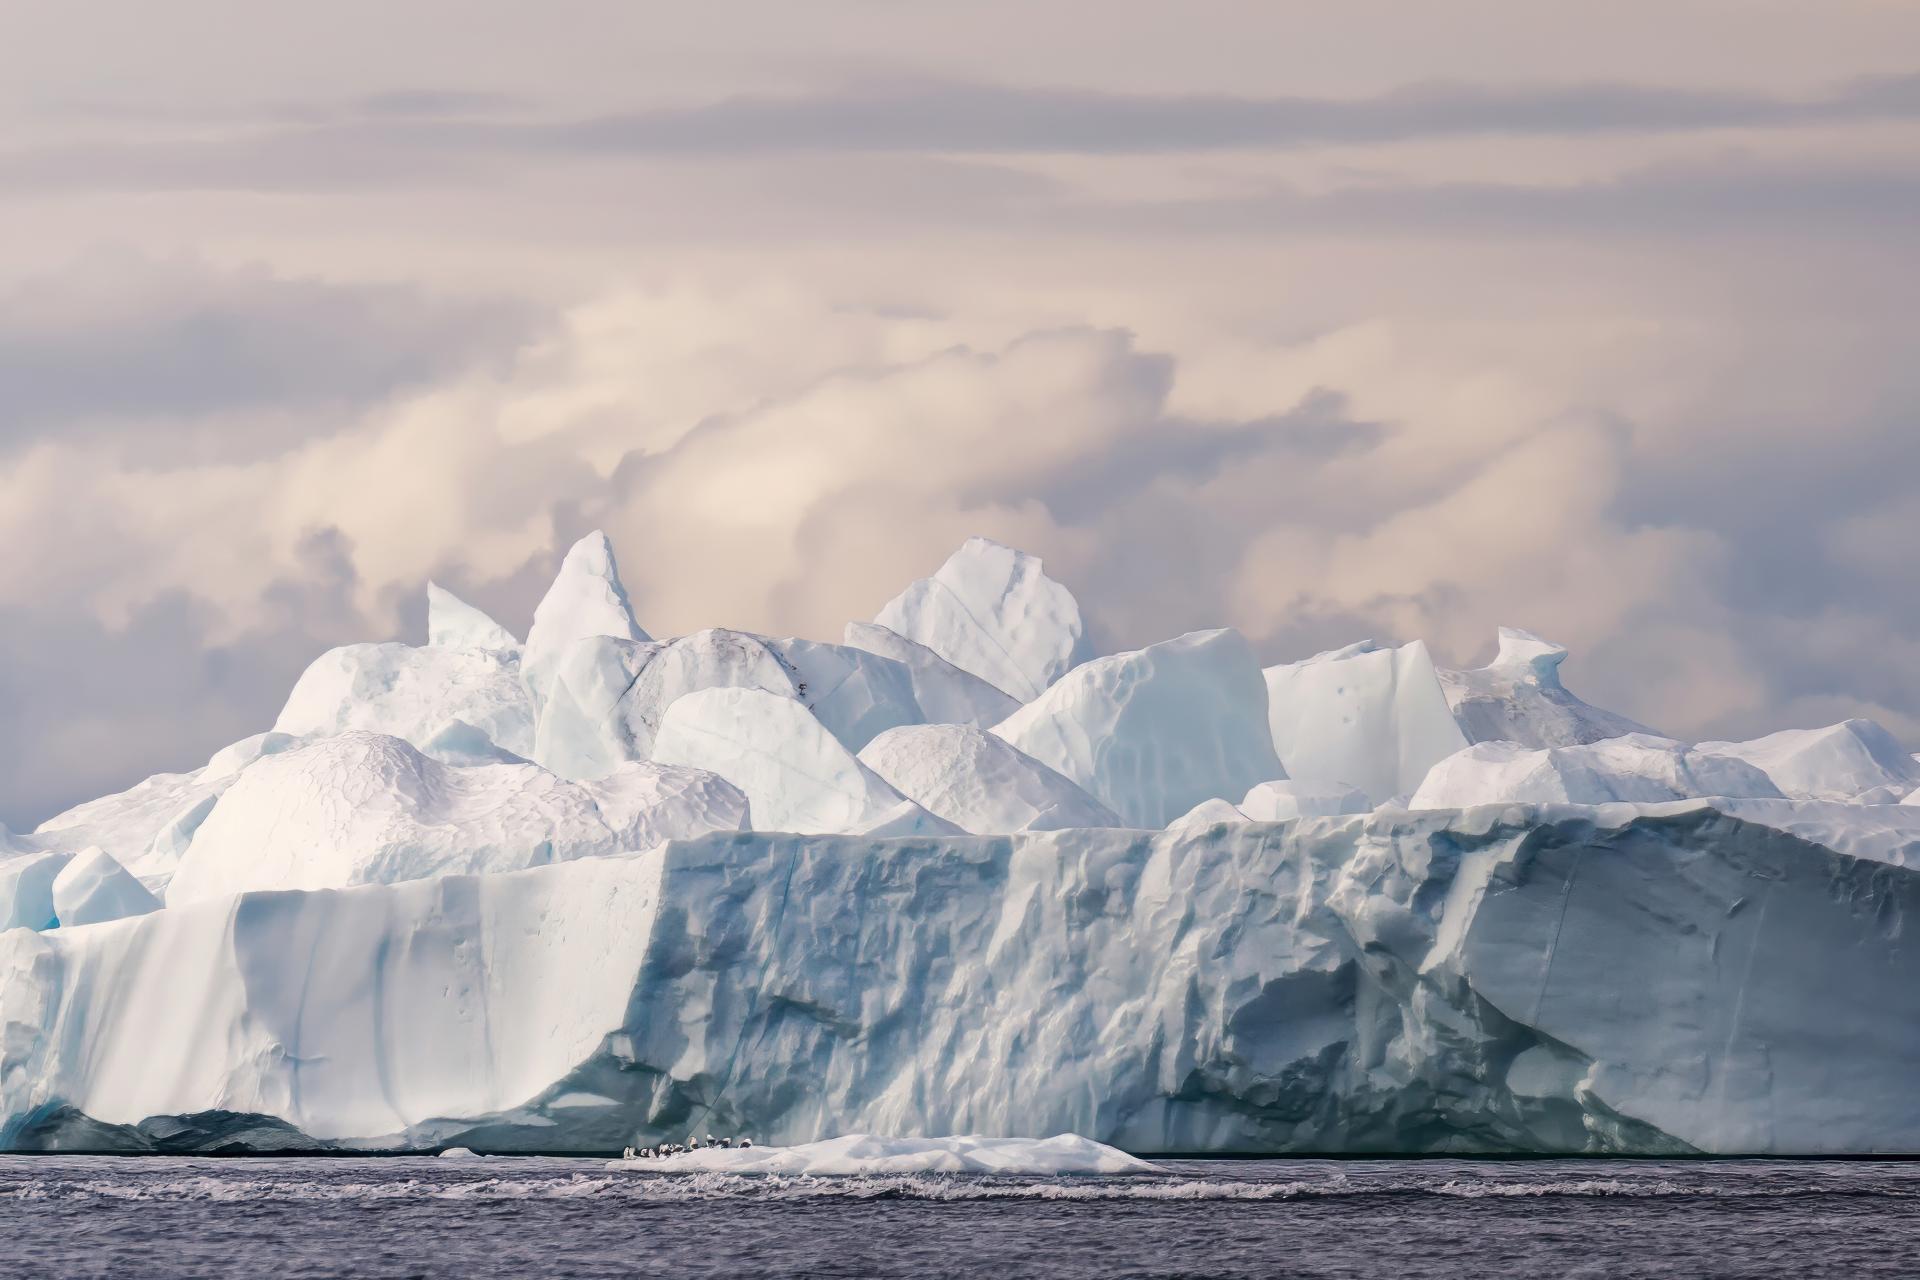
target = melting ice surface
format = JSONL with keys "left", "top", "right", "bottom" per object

{"left": 7, "top": 530, "right": 1920, "bottom": 1158}
{"left": 612, "top": 1134, "right": 1162, "bottom": 1176}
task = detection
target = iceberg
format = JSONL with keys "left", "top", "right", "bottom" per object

{"left": 165, "top": 732, "right": 747, "bottom": 904}
{"left": 1265, "top": 640, "right": 1467, "bottom": 804}
{"left": 0, "top": 847, "right": 70, "bottom": 931}
{"left": 992, "top": 629, "right": 1281, "bottom": 828}
{"left": 5, "top": 809, "right": 1917, "bottom": 1156}
{"left": 51, "top": 847, "right": 162, "bottom": 928}
{"left": 873, "top": 537, "right": 1090, "bottom": 701}
{"left": 857, "top": 723, "right": 1124, "bottom": 833}
{"left": 426, "top": 583, "right": 519, "bottom": 653}
{"left": 32, "top": 731, "right": 305, "bottom": 885}
{"left": 6, "top": 528, "right": 1920, "bottom": 1159}
{"left": 843, "top": 622, "right": 1020, "bottom": 728}
{"left": 1239, "top": 779, "right": 1372, "bottom": 822}
{"left": 275, "top": 642, "right": 535, "bottom": 760}
{"left": 1410, "top": 734, "right": 1784, "bottom": 809}
{"left": 1164, "top": 797, "right": 1251, "bottom": 832}
{"left": 1438, "top": 628, "right": 1656, "bottom": 748}
{"left": 1696, "top": 720, "right": 1920, "bottom": 804}
{"left": 652, "top": 687, "right": 952, "bottom": 836}
{"left": 532, "top": 628, "right": 920, "bottom": 781}
{"left": 521, "top": 531, "right": 651, "bottom": 715}
{"left": 617, "top": 1133, "right": 1161, "bottom": 1175}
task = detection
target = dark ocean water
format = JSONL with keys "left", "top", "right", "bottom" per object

{"left": 3, "top": 1154, "right": 1917, "bottom": 1278}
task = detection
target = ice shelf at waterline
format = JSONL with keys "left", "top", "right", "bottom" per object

{"left": 5, "top": 531, "right": 1920, "bottom": 1156}
{"left": 5, "top": 807, "right": 1919, "bottom": 1155}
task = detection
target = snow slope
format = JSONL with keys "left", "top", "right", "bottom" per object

{"left": 6, "top": 808, "right": 1917, "bottom": 1156}
{"left": 873, "top": 537, "right": 1089, "bottom": 701}
{"left": 1438, "top": 628, "right": 1655, "bottom": 748}
{"left": 993, "top": 629, "right": 1280, "bottom": 828}
{"left": 1265, "top": 640, "right": 1467, "bottom": 803}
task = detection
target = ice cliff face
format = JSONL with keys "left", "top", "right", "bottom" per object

{"left": 4, "top": 809, "right": 1915, "bottom": 1156}
{"left": 4, "top": 528, "right": 1918, "bottom": 1156}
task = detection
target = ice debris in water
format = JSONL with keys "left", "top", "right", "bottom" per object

{"left": 615, "top": 1134, "right": 1161, "bottom": 1176}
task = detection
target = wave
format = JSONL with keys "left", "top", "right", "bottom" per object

{"left": 4, "top": 1168, "right": 1916, "bottom": 1205}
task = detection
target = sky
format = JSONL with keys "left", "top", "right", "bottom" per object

{"left": 3, "top": 1, "right": 1919, "bottom": 828}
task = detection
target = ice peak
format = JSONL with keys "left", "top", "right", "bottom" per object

{"left": 1489, "top": 627, "right": 1569, "bottom": 683}
{"left": 426, "top": 582, "right": 520, "bottom": 652}
{"left": 874, "top": 537, "right": 1089, "bottom": 702}
{"left": 523, "top": 532, "right": 652, "bottom": 709}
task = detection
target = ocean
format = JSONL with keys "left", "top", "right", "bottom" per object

{"left": 3, "top": 1154, "right": 1915, "bottom": 1278}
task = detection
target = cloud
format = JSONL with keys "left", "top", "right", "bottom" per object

{"left": 12, "top": 72, "right": 1920, "bottom": 198}
{"left": 0, "top": 254, "right": 535, "bottom": 459}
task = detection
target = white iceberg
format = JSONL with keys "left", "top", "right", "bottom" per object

{"left": 873, "top": 537, "right": 1089, "bottom": 701}
{"left": 1438, "top": 628, "right": 1655, "bottom": 748}
{"left": 652, "top": 687, "right": 952, "bottom": 836}
{"left": 426, "top": 583, "right": 519, "bottom": 653}
{"left": 0, "top": 848, "right": 71, "bottom": 932}
{"left": 521, "top": 531, "right": 651, "bottom": 715}
{"left": 51, "top": 847, "right": 162, "bottom": 928}
{"left": 32, "top": 731, "right": 305, "bottom": 885}
{"left": 857, "top": 724, "right": 1123, "bottom": 833}
{"left": 532, "top": 629, "right": 920, "bottom": 781}
{"left": 1164, "top": 797, "right": 1251, "bottom": 832}
{"left": 1265, "top": 640, "right": 1467, "bottom": 804}
{"left": 165, "top": 732, "right": 747, "bottom": 904}
{"left": 275, "top": 642, "right": 535, "bottom": 760}
{"left": 1410, "top": 734, "right": 1784, "bottom": 809}
{"left": 992, "top": 628, "right": 1280, "bottom": 828}
{"left": 618, "top": 1133, "right": 1160, "bottom": 1175}
{"left": 843, "top": 622, "right": 1019, "bottom": 728}
{"left": 1238, "top": 779, "right": 1371, "bottom": 822}
{"left": 1696, "top": 720, "right": 1920, "bottom": 804}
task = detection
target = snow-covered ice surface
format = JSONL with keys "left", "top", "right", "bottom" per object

{"left": 993, "top": 628, "right": 1280, "bottom": 828}
{"left": 7, "top": 528, "right": 1920, "bottom": 1160}
{"left": 615, "top": 1134, "right": 1160, "bottom": 1175}
{"left": 873, "top": 537, "right": 1089, "bottom": 701}
{"left": 1439, "top": 628, "right": 1657, "bottom": 749}
{"left": 1265, "top": 640, "right": 1467, "bottom": 803}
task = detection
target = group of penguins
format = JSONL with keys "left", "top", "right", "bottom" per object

{"left": 622, "top": 1135, "right": 753, "bottom": 1160}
